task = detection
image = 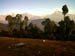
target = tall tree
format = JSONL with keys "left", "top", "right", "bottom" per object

{"left": 16, "top": 14, "right": 22, "bottom": 31}
{"left": 58, "top": 20, "right": 66, "bottom": 40}
{"left": 5, "top": 15, "right": 12, "bottom": 26}
{"left": 69, "top": 20, "right": 75, "bottom": 36}
{"left": 42, "top": 18, "right": 51, "bottom": 34}
{"left": 5, "top": 15, "right": 13, "bottom": 32}
{"left": 24, "top": 16, "right": 28, "bottom": 25}
{"left": 21, "top": 16, "right": 29, "bottom": 30}
{"left": 62, "top": 5, "right": 68, "bottom": 17}
{"left": 16, "top": 14, "right": 22, "bottom": 24}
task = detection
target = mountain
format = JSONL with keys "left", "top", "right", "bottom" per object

{"left": 0, "top": 15, "right": 6, "bottom": 22}
{"left": 30, "top": 19, "right": 45, "bottom": 31}
{"left": 45, "top": 11, "right": 63, "bottom": 22}
{"left": 0, "top": 13, "right": 44, "bottom": 23}
{"left": 68, "top": 14, "right": 75, "bottom": 20}
{"left": 45, "top": 11, "right": 75, "bottom": 22}
{"left": 22, "top": 13, "right": 44, "bottom": 21}
{"left": 0, "top": 11, "right": 75, "bottom": 23}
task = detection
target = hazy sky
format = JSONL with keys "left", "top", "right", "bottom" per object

{"left": 0, "top": 0, "right": 75, "bottom": 15}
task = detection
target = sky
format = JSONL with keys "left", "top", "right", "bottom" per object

{"left": 0, "top": 0, "right": 75, "bottom": 16}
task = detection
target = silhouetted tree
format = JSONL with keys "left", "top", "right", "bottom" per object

{"left": 62, "top": 5, "right": 68, "bottom": 17}
{"left": 27, "top": 23, "right": 37, "bottom": 34}
{"left": 56, "top": 20, "right": 66, "bottom": 40}
{"left": 42, "top": 18, "right": 51, "bottom": 34}
{"left": 68, "top": 20, "right": 75, "bottom": 40}
{"left": 64, "top": 16, "right": 71, "bottom": 39}
{"left": 42, "top": 18, "right": 57, "bottom": 39}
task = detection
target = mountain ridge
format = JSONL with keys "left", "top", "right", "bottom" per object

{"left": 0, "top": 10, "right": 75, "bottom": 23}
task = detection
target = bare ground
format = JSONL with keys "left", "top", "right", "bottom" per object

{"left": 0, "top": 37, "right": 75, "bottom": 56}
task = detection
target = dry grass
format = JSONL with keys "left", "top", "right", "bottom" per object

{"left": 0, "top": 37, "right": 75, "bottom": 56}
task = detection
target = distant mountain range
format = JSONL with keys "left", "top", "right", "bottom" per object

{"left": 0, "top": 13, "right": 44, "bottom": 24}
{"left": 0, "top": 11, "right": 75, "bottom": 23}
{"left": 0, "top": 11, "right": 75, "bottom": 31}
{"left": 45, "top": 11, "right": 75, "bottom": 22}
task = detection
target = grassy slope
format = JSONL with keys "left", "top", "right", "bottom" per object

{"left": 0, "top": 37, "right": 75, "bottom": 56}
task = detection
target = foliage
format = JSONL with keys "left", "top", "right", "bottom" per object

{"left": 62, "top": 5, "right": 68, "bottom": 16}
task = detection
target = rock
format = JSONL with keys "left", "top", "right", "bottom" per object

{"left": 43, "top": 40, "right": 46, "bottom": 43}
{"left": 8, "top": 46, "right": 11, "bottom": 49}
{"left": 38, "top": 50, "right": 41, "bottom": 54}
{"left": 8, "top": 42, "right": 28, "bottom": 50}
{"left": 15, "top": 43, "right": 25, "bottom": 48}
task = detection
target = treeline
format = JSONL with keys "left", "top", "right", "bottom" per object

{"left": 0, "top": 5, "right": 75, "bottom": 41}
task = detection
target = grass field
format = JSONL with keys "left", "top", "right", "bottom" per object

{"left": 0, "top": 37, "right": 75, "bottom": 56}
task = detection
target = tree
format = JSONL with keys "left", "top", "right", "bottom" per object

{"left": 5, "top": 15, "right": 12, "bottom": 26}
{"left": 57, "top": 20, "right": 66, "bottom": 40}
{"left": 42, "top": 18, "right": 54, "bottom": 39}
{"left": 16, "top": 14, "right": 22, "bottom": 31}
{"left": 50, "top": 21, "right": 57, "bottom": 32}
{"left": 21, "top": 16, "right": 29, "bottom": 30}
{"left": 5, "top": 15, "right": 13, "bottom": 32}
{"left": 64, "top": 16, "right": 71, "bottom": 38}
{"left": 42, "top": 18, "right": 57, "bottom": 39}
{"left": 16, "top": 14, "right": 22, "bottom": 24}
{"left": 62, "top": 5, "right": 68, "bottom": 17}
{"left": 24, "top": 16, "right": 28, "bottom": 22}
{"left": 27, "top": 23, "right": 34, "bottom": 33}
{"left": 64, "top": 16, "right": 70, "bottom": 23}
{"left": 42, "top": 18, "right": 51, "bottom": 34}
{"left": 68, "top": 20, "right": 75, "bottom": 40}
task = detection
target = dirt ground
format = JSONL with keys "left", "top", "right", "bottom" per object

{"left": 0, "top": 37, "right": 75, "bottom": 56}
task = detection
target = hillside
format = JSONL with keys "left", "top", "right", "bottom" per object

{"left": 0, "top": 37, "right": 75, "bottom": 56}
{"left": 0, "top": 23, "right": 8, "bottom": 31}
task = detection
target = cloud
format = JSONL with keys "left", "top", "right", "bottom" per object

{"left": 69, "top": 8, "right": 75, "bottom": 14}
{"left": 51, "top": 8, "right": 62, "bottom": 12}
